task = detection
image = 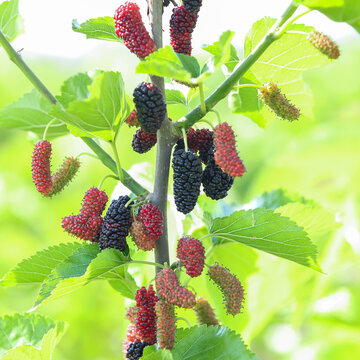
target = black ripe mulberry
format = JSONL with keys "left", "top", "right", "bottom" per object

{"left": 202, "top": 146, "right": 234, "bottom": 200}
{"left": 132, "top": 129, "right": 157, "bottom": 154}
{"left": 98, "top": 195, "right": 132, "bottom": 251}
{"left": 133, "top": 82, "right": 166, "bottom": 134}
{"left": 183, "top": 0, "right": 202, "bottom": 13}
{"left": 126, "top": 341, "right": 149, "bottom": 360}
{"left": 172, "top": 143, "right": 202, "bottom": 214}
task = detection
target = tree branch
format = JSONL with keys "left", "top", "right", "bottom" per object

{"left": 148, "top": 0, "right": 175, "bottom": 269}
{"left": 176, "top": 2, "right": 299, "bottom": 129}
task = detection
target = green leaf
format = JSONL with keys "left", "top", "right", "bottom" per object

{"left": 0, "top": 313, "right": 66, "bottom": 360}
{"left": 136, "top": 46, "right": 195, "bottom": 84}
{"left": 201, "top": 30, "right": 235, "bottom": 78}
{"left": 142, "top": 347, "right": 173, "bottom": 360}
{"left": 176, "top": 53, "right": 201, "bottom": 78}
{"left": 57, "top": 72, "right": 92, "bottom": 108}
{"left": 108, "top": 272, "right": 139, "bottom": 299}
{"left": 300, "top": 0, "right": 360, "bottom": 33}
{"left": 172, "top": 325, "right": 258, "bottom": 360}
{"left": 209, "top": 208, "right": 320, "bottom": 270}
{"left": 0, "top": 89, "right": 69, "bottom": 139}
{"left": 0, "top": 242, "right": 83, "bottom": 287}
{"left": 165, "top": 89, "right": 187, "bottom": 106}
{"left": 72, "top": 16, "right": 122, "bottom": 42}
{"left": 253, "top": 188, "right": 317, "bottom": 210}
{"left": 52, "top": 71, "right": 130, "bottom": 140}
{"left": 33, "top": 246, "right": 132, "bottom": 308}
{"left": 0, "top": 0, "right": 23, "bottom": 42}
{"left": 234, "top": 18, "right": 331, "bottom": 128}
{"left": 276, "top": 202, "right": 336, "bottom": 235}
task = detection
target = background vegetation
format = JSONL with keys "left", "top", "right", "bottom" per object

{"left": 1, "top": 2, "right": 360, "bottom": 360}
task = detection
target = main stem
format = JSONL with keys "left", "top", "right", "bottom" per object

{"left": 149, "top": 0, "right": 174, "bottom": 270}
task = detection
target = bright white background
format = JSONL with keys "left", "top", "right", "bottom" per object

{"left": 14, "top": 0, "right": 358, "bottom": 58}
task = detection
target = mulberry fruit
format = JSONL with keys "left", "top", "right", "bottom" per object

{"left": 308, "top": 30, "right": 340, "bottom": 60}
{"left": 170, "top": 5, "right": 198, "bottom": 55}
{"left": 194, "top": 297, "right": 219, "bottom": 326}
{"left": 258, "top": 82, "right": 300, "bottom": 121}
{"left": 202, "top": 146, "right": 234, "bottom": 200}
{"left": 135, "top": 285, "right": 158, "bottom": 344}
{"left": 126, "top": 323, "right": 141, "bottom": 343}
{"left": 114, "top": 2, "right": 156, "bottom": 59}
{"left": 156, "top": 268, "right": 195, "bottom": 308}
{"left": 132, "top": 129, "right": 157, "bottom": 154}
{"left": 31, "top": 140, "right": 53, "bottom": 196}
{"left": 126, "top": 306, "right": 138, "bottom": 323}
{"left": 208, "top": 264, "right": 244, "bottom": 316}
{"left": 49, "top": 157, "right": 80, "bottom": 196}
{"left": 183, "top": 0, "right": 202, "bottom": 13}
{"left": 80, "top": 187, "right": 108, "bottom": 217}
{"left": 139, "top": 204, "right": 163, "bottom": 241}
{"left": 177, "top": 237, "right": 205, "bottom": 278}
{"left": 98, "top": 195, "right": 133, "bottom": 251}
{"left": 130, "top": 219, "right": 156, "bottom": 251}
{"left": 214, "top": 122, "right": 246, "bottom": 177}
{"left": 126, "top": 109, "right": 139, "bottom": 127}
{"left": 61, "top": 214, "right": 103, "bottom": 241}
{"left": 187, "top": 128, "right": 214, "bottom": 154}
{"left": 156, "top": 300, "right": 176, "bottom": 350}
{"left": 172, "top": 144, "right": 202, "bottom": 214}
{"left": 126, "top": 341, "right": 150, "bottom": 360}
{"left": 133, "top": 82, "right": 167, "bottom": 133}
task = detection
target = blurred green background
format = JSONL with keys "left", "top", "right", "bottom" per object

{"left": 1, "top": 26, "right": 360, "bottom": 360}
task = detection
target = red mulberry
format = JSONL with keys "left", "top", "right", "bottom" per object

{"left": 133, "top": 82, "right": 167, "bottom": 133}
{"left": 135, "top": 285, "right": 158, "bottom": 344}
{"left": 156, "top": 268, "right": 195, "bottom": 308}
{"left": 170, "top": 5, "right": 198, "bottom": 55}
{"left": 214, "top": 122, "right": 246, "bottom": 177}
{"left": 114, "top": 2, "right": 156, "bottom": 59}
{"left": 126, "top": 306, "right": 138, "bottom": 323}
{"left": 177, "top": 237, "right": 205, "bottom": 278}
{"left": 126, "top": 109, "right": 139, "bottom": 127}
{"left": 172, "top": 143, "right": 202, "bottom": 214}
{"left": 61, "top": 214, "right": 103, "bottom": 241}
{"left": 130, "top": 219, "right": 156, "bottom": 251}
{"left": 193, "top": 297, "right": 219, "bottom": 326}
{"left": 126, "top": 323, "right": 141, "bottom": 343}
{"left": 258, "top": 82, "right": 300, "bottom": 121}
{"left": 31, "top": 140, "right": 53, "bottom": 196}
{"left": 208, "top": 264, "right": 244, "bottom": 316}
{"left": 98, "top": 195, "right": 133, "bottom": 252}
{"left": 139, "top": 204, "right": 163, "bottom": 241}
{"left": 187, "top": 128, "right": 214, "bottom": 154}
{"left": 80, "top": 187, "right": 108, "bottom": 217}
{"left": 132, "top": 129, "right": 157, "bottom": 154}
{"left": 156, "top": 300, "right": 176, "bottom": 350}
{"left": 308, "top": 30, "right": 340, "bottom": 60}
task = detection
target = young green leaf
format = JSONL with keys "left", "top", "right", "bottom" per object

{"left": 72, "top": 16, "right": 122, "bottom": 42}
{"left": 0, "top": 313, "right": 66, "bottom": 360}
{"left": 0, "top": 242, "right": 83, "bottom": 287}
{"left": 0, "top": 0, "right": 23, "bottom": 42}
{"left": 108, "top": 272, "right": 139, "bottom": 299}
{"left": 231, "top": 18, "right": 331, "bottom": 128}
{"left": 173, "top": 325, "right": 258, "bottom": 360}
{"left": 33, "top": 246, "right": 132, "bottom": 308}
{"left": 299, "top": 0, "right": 360, "bottom": 33}
{"left": 142, "top": 347, "right": 173, "bottom": 360}
{"left": 165, "top": 89, "right": 187, "bottom": 106}
{"left": 208, "top": 208, "right": 321, "bottom": 271}
{"left": 0, "top": 89, "right": 69, "bottom": 139}
{"left": 51, "top": 71, "right": 131, "bottom": 141}
{"left": 136, "top": 46, "right": 196, "bottom": 84}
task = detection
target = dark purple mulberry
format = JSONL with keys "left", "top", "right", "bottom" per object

{"left": 98, "top": 195, "right": 132, "bottom": 252}
{"left": 172, "top": 143, "right": 202, "bottom": 214}
{"left": 183, "top": 0, "right": 202, "bottom": 13}
{"left": 133, "top": 82, "right": 166, "bottom": 133}
{"left": 132, "top": 129, "right": 157, "bottom": 153}
{"left": 126, "top": 341, "right": 150, "bottom": 360}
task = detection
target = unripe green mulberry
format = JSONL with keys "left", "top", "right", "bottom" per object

{"left": 207, "top": 264, "right": 244, "bottom": 316}
{"left": 308, "top": 30, "right": 340, "bottom": 60}
{"left": 193, "top": 297, "right": 219, "bottom": 326}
